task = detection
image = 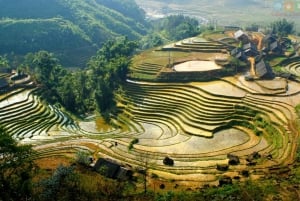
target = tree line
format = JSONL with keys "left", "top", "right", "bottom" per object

{"left": 18, "top": 37, "right": 137, "bottom": 119}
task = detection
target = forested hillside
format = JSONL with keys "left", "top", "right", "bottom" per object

{"left": 0, "top": 0, "right": 148, "bottom": 67}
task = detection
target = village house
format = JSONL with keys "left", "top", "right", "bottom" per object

{"left": 93, "top": 158, "right": 132, "bottom": 180}
{"left": 243, "top": 42, "right": 258, "bottom": 57}
{"left": 234, "top": 30, "right": 249, "bottom": 44}
{"left": 255, "top": 59, "right": 273, "bottom": 79}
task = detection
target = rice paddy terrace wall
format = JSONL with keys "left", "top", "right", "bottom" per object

{"left": 1, "top": 34, "right": 300, "bottom": 187}
{"left": 0, "top": 89, "right": 78, "bottom": 141}
{"left": 2, "top": 76, "right": 299, "bottom": 186}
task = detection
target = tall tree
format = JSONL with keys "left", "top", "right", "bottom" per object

{"left": 32, "top": 51, "right": 59, "bottom": 87}
{"left": 88, "top": 37, "right": 137, "bottom": 114}
{"left": 271, "top": 18, "right": 294, "bottom": 37}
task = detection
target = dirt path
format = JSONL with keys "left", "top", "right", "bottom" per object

{"left": 247, "top": 57, "right": 256, "bottom": 77}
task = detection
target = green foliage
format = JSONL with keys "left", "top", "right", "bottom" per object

{"left": 0, "top": 0, "right": 148, "bottom": 67}
{"left": 152, "top": 15, "right": 200, "bottom": 41}
{"left": 271, "top": 18, "right": 295, "bottom": 37}
{"left": 26, "top": 37, "right": 136, "bottom": 116}
{"left": 37, "top": 165, "right": 80, "bottom": 201}
{"left": 88, "top": 37, "right": 137, "bottom": 114}
{"left": 0, "top": 126, "right": 35, "bottom": 200}
{"left": 128, "top": 138, "right": 139, "bottom": 150}
{"left": 96, "top": 0, "right": 146, "bottom": 24}
{"left": 76, "top": 151, "right": 91, "bottom": 166}
{"left": 0, "top": 55, "right": 9, "bottom": 68}
{"left": 139, "top": 33, "right": 164, "bottom": 49}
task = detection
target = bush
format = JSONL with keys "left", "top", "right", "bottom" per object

{"left": 128, "top": 138, "right": 139, "bottom": 150}
{"left": 76, "top": 151, "right": 92, "bottom": 166}
{"left": 163, "top": 157, "right": 174, "bottom": 166}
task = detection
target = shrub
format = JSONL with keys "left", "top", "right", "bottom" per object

{"left": 128, "top": 138, "right": 139, "bottom": 150}
{"left": 163, "top": 157, "right": 174, "bottom": 166}
{"left": 76, "top": 151, "right": 92, "bottom": 166}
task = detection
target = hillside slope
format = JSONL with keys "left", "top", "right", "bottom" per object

{"left": 0, "top": 0, "right": 148, "bottom": 67}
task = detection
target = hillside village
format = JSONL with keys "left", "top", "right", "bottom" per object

{"left": 231, "top": 29, "right": 293, "bottom": 80}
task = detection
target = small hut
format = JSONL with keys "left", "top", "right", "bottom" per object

{"left": 93, "top": 158, "right": 132, "bottom": 180}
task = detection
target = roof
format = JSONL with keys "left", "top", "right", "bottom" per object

{"left": 94, "top": 158, "right": 120, "bottom": 179}
{"left": 234, "top": 30, "right": 245, "bottom": 39}
{"left": 224, "top": 26, "right": 241, "bottom": 30}
{"left": 255, "top": 59, "right": 273, "bottom": 78}
{"left": 270, "top": 41, "right": 281, "bottom": 51}
{"left": 263, "top": 34, "right": 277, "bottom": 44}
{"left": 93, "top": 158, "right": 132, "bottom": 180}
{"left": 230, "top": 48, "right": 241, "bottom": 56}
{"left": 116, "top": 167, "right": 132, "bottom": 180}
{"left": 243, "top": 43, "right": 257, "bottom": 51}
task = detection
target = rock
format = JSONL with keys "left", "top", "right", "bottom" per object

{"left": 217, "top": 164, "right": 229, "bottom": 171}
{"left": 227, "top": 154, "right": 240, "bottom": 165}
{"left": 163, "top": 156, "right": 174, "bottom": 166}
{"left": 219, "top": 176, "right": 232, "bottom": 186}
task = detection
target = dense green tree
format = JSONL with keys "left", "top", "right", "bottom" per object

{"left": 0, "top": 0, "right": 149, "bottom": 67}
{"left": 152, "top": 15, "right": 200, "bottom": 41}
{"left": 0, "top": 55, "right": 9, "bottom": 69}
{"left": 23, "top": 38, "right": 136, "bottom": 117}
{"left": 32, "top": 51, "right": 59, "bottom": 86}
{"left": 96, "top": 0, "right": 146, "bottom": 24}
{"left": 0, "top": 127, "right": 35, "bottom": 201}
{"left": 271, "top": 18, "right": 294, "bottom": 37}
{"left": 88, "top": 37, "right": 137, "bottom": 114}
{"left": 37, "top": 165, "right": 80, "bottom": 201}
{"left": 139, "top": 33, "right": 164, "bottom": 49}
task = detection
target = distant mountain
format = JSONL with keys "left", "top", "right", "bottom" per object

{"left": 0, "top": 0, "right": 148, "bottom": 67}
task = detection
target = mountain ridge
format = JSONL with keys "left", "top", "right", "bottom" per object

{"left": 0, "top": 0, "right": 148, "bottom": 67}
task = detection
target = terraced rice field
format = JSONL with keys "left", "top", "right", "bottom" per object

{"left": 1, "top": 75, "right": 299, "bottom": 185}
{"left": 284, "top": 59, "right": 300, "bottom": 77}
{"left": 2, "top": 36, "right": 300, "bottom": 186}
{"left": 0, "top": 89, "right": 78, "bottom": 142}
{"left": 163, "top": 37, "right": 228, "bottom": 53}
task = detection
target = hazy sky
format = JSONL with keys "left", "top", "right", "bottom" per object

{"left": 136, "top": 0, "right": 300, "bottom": 29}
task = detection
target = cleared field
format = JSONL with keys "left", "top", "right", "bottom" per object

{"left": 174, "top": 60, "right": 222, "bottom": 72}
